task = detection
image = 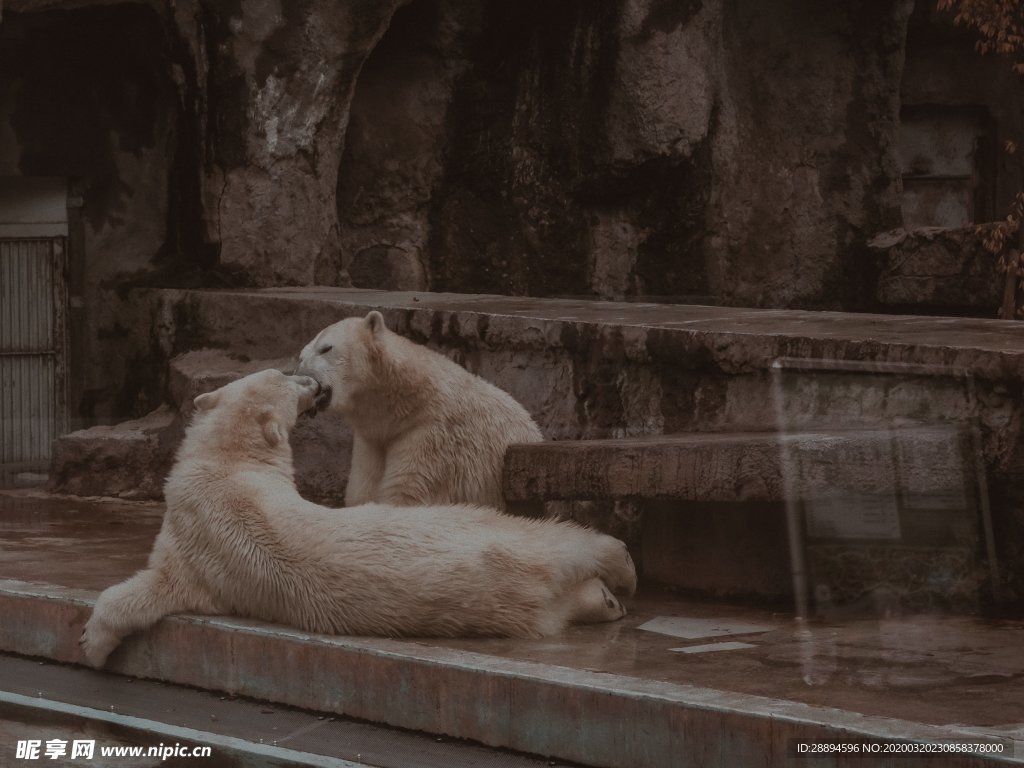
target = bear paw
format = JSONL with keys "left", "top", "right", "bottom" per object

{"left": 566, "top": 576, "right": 627, "bottom": 624}
{"left": 79, "top": 619, "right": 119, "bottom": 669}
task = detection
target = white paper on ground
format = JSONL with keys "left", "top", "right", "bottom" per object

{"left": 670, "top": 641, "right": 758, "bottom": 654}
{"left": 637, "top": 616, "right": 773, "bottom": 640}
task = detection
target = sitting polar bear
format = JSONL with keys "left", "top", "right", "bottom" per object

{"left": 79, "top": 369, "right": 635, "bottom": 668}
{"left": 296, "top": 311, "right": 542, "bottom": 509}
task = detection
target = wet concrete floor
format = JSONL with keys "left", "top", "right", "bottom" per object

{"left": 2, "top": 489, "right": 1023, "bottom": 738}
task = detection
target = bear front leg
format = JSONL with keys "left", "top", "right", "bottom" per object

{"left": 344, "top": 436, "right": 387, "bottom": 506}
{"left": 79, "top": 568, "right": 199, "bottom": 668}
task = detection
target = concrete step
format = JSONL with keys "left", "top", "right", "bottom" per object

{"left": 167, "top": 349, "right": 296, "bottom": 415}
{"left": 504, "top": 426, "right": 976, "bottom": 504}
{"left": 0, "top": 654, "right": 566, "bottom": 768}
{"left": 1, "top": 491, "right": 1022, "bottom": 767}
{"left": 46, "top": 348, "right": 297, "bottom": 502}
{"left": 48, "top": 406, "right": 178, "bottom": 500}
{"left": 48, "top": 350, "right": 351, "bottom": 504}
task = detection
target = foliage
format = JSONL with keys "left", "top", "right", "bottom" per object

{"left": 937, "top": 0, "right": 1024, "bottom": 317}
{"left": 937, "top": 0, "right": 1024, "bottom": 71}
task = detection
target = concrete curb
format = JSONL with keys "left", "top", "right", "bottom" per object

{"left": 1, "top": 579, "right": 1018, "bottom": 767}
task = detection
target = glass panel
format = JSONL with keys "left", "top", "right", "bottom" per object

{"left": 772, "top": 359, "right": 997, "bottom": 620}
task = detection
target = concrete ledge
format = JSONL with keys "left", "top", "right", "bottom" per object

{"left": 0, "top": 654, "right": 561, "bottom": 768}
{"left": 168, "top": 350, "right": 296, "bottom": 416}
{"left": 0, "top": 579, "right": 1019, "bottom": 768}
{"left": 134, "top": 287, "right": 1024, "bottom": 377}
{"left": 504, "top": 427, "right": 975, "bottom": 503}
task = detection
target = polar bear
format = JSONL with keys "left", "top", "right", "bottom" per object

{"left": 295, "top": 311, "right": 542, "bottom": 509}
{"left": 79, "top": 369, "right": 635, "bottom": 668}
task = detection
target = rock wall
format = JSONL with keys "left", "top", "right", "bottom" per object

{"left": 4, "top": 0, "right": 1013, "bottom": 424}
{"left": 421, "top": 0, "right": 912, "bottom": 307}
{"left": 4, "top": 0, "right": 915, "bottom": 306}
{"left": 333, "top": 0, "right": 478, "bottom": 292}
{"left": 200, "top": 0, "right": 410, "bottom": 285}
{"left": 709, "top": 0, "right": 911, "bottom": 308}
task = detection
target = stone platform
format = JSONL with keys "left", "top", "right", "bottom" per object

{"left": 89, "top": 287, "right": 1024, "bottom": 608}
{"left": 1, "top": 490, "right": 1022, "bottom": 767}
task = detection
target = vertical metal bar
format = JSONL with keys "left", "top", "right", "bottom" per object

{"left": 34, "top": 241, "right": 43, "bottom": 461}
{"left": 1, "top": 242, "right": 7, "bottom": 465}
{"left": 25, "top": 241, "right": 33, "bottom": 462}
{"left": 25, "top": 241, "right": 34, "bottom": 461}
{"left": 1, "top": 240, "right": 7, "bottom": 465}
{"left": 0, "top": 236, "right": 66, "bottom": 475}
{"left": 53, "top": 238, "right": 67, "bottom": 439}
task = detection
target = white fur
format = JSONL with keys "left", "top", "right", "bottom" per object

{"left": 79, "top": 369, "right": 635, "bottom": 668}
{"left": 296, "top": 312, "right": 543, "bottom": 509}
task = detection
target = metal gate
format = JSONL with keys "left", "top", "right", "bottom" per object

{"left": 0, "top": 237, "right": 67, "bottom": 484}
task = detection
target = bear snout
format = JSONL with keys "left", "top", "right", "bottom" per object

{"left": 289, "top": 374, "right": 325, "bottom": 416}
{"left": 313, "top": 383, "right": 333, "bottom": 411}
{"left": 293, "top": 366, "right": 332, "bottom": 406}
{"left": 295, "top": 374, "right": 332, "bottom": 413}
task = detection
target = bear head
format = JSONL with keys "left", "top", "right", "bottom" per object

{"left": 295, "top": 310, "right": 389, "bottom": 417}
{"left": 190, "top": 369, "right": 320, "bottom": 456}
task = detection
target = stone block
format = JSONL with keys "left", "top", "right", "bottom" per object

{"left": 51, "top": 350, "right": 351, "bottom": 504}
{"left": 168, "top": 349, "right": 296, "bottom": 416}
{"left": 504, "top": 428, "right": 972, "bottom": 504}
{"left": 873, "top": 225, "right": 1002, "bottom": 312}
{"left": 49, "top": 406, "right": 177, "bottom": 500}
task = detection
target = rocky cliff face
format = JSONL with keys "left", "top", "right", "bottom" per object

{"left": 2, "top": 0, "right": 914, "bottom": 309}
{"left": 709, "top": 0, "right": 911, "bottom": 308}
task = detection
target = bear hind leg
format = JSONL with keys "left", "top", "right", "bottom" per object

{"left": 80, "top": 568, "right": 201, "bottom": 668}
{"left": 593, "top": 536, "right": 638, "bottom": 597}
{"left": 555, "top": 576, "right": 627, "bottom": 625}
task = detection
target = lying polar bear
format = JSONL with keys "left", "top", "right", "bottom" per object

{"left": 296, "top": 311, "right": 542, "bottom": 509}
{"left": 79, "top": 369, "right": 635, "bottom": 668}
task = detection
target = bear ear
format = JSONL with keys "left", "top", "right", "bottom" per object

{"left": 257, "top": 409, "right": 286, "bottom": 447}
{"left": 193, "top": 391, "right": 220, "bottom": 412}
{"left": 365, "top": 310, "right": 386, "bottom": 336}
